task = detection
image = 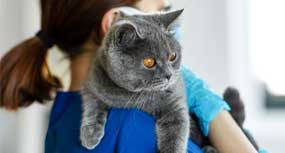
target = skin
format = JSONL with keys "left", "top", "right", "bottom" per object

{"left": 68, "top": 0, "right": 258, "bottom": 152}
{"left": 209, "top": 111, "right": 257, "bottom": 153}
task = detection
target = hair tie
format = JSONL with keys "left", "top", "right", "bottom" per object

{"left": 36, "top": 30, "right": 55, "bottom": 48}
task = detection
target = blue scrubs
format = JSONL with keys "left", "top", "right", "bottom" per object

{"left": 45, "top": 91, "right": 203, "bottom": 153}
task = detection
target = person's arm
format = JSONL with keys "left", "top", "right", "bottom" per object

{"left": 181, "top": 65, "right": 231, "bottom": 136}
{"left": 181, "top": 65, "right": 258, "bottom": 152}
{"left": 209, "top": 110, "right": 257, "bottom": 153}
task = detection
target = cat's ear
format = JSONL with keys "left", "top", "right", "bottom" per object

{"left": 114, "top": 21, "right": 143, "bottom": 45}
{"left": 158, "top": 9, "right": 184, "bottom": 28}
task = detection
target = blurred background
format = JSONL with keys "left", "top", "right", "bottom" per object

{"left": 0, "top": 0, "right": 284, "bottom": 153}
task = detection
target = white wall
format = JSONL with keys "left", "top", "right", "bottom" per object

{"left": 0, "top": 0, "right": 22, "bottom": 54}
{"left": 0, "top": 111, "right": 18, "bottom": 153}
{"left": 175, "top": 0, "right": 230, "bottom": 94}
{"left": 0, "top": 0, "right": 22, "bottom": 153}
{"left": 247, "top": 0, "right": 285, "bottom": 152}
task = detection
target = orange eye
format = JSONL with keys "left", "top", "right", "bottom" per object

{"left": 143, "top": 58, "right": 156, "bottom": 68}
{"left": 169, "top": 52, "right": 177, "bottom": 61}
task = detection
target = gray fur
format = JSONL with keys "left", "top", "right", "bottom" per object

{"left": 80, "top": 9, "right": 190, "bottom": 153}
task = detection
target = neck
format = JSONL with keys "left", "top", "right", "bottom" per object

{"left": 69, "top": 41, "right": 97, "bottom": 91}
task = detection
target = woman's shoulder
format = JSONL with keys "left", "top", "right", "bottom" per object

{"left": 46, "top": 91, "right": 156, "bottom": 153}
{"left": 108, "top": 108, "right": 157, "bottom": 153}
{"left": 49, "top": 91, "right": 155, "bottom": 128}
{"left": 48, "top": 91, "right": 82, "bottom": 127}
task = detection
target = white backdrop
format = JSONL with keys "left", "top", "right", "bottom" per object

{"left": 0, "top": 0, "right": 24, "bottom": 152}
{"left": 0, "top": 0, "right": 284, "bottom": 152}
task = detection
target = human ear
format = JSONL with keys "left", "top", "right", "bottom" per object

{"left": 101, "top": 8, "right": 122, "bottom": 34}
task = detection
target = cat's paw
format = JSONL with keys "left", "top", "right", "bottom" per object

{"left": 203, "top": 146, "right": 218, "bottom": 153}
{"left": 80, "top": 125, "right": 105, "bottom": 150}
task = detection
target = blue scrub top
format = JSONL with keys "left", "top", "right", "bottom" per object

{"left": 45, "top": 91, "right": 203, "bottom": 153}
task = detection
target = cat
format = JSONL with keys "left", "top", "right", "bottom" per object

{"left": 79, "top": 9, "right": 259, "bottom": 153}
{"left": 80, "top": 9, "right": 190, "bottom": 153}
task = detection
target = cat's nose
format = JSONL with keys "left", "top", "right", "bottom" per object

{"left": 165, "top": 74, "right": 172, "bottom": 80}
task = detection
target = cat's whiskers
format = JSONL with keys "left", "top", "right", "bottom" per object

{"left": 123, "top": 81, "right": 149, "bottom": 108}
{"left": 124, "top": 90, "right": 141, "bottom": 108}
{"left": 136, "top": 91, "right": 146, "bottom": 109}
{"left": 125, "top": 93, "right": 139, "bottom": 108}
{"left": 138, "top": 81, "right": 154, "bottom": 110}
{"left": 135, "top": 81, "right": 151, "bottom": 109}
{"left": 134, "top": 80, "right": 153, "bottom": 110}
{"left": 141, "top": 88, "right": 154, "bottom": 111}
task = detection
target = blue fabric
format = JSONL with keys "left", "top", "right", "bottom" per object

{"left": 181, "top": 65, "right": 231, "bottom": 136}
{"left": 258, "top": 149, "right": 269, "bottom": 153}
{"left": 45, "top": 91, "right": 203, "bottom": 153}
{"left": 45, "top": 66, "right": 230, "bottom": 153}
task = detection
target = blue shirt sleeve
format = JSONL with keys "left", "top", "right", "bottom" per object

{"left": 45, "top": 92, "right": 203, "bottom": 153}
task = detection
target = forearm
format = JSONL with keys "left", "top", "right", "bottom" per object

{"left": 209, "top": 110, "right": 257, "bottom": 153}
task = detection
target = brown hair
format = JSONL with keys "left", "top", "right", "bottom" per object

{"left": 0, "top": 0, "right": 140, "bottom": 110}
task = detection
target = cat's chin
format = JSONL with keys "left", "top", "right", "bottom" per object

{"left": 142, "top": 78, "right": 178, "bottom": 91}
{"left": 127, "top": 84, "right": 169, "bottom": 92}
{"left": 143, "top": 83, "right": 171, "bottom": 92}
{"left": 124, "top": 79, "right": 174, "bottom": 92}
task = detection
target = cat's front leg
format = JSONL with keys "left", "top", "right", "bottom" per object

{"left": 156, "top": 108, "right": 190, "bottom": 153}
{"left": 80, "top": 90, "right": 108, "bottom": 150}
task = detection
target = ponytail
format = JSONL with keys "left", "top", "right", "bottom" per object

{"left": 0, "top": 0, "right": 143, "bottom": 110}
{"left": 0, "top": 37, "right": 62, "bottom": 110}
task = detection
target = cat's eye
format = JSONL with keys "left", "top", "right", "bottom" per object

{"left": 169, "top": 52, "right": 177, "bottom": 61}
{"left": 143, "top": 57, "right": 156, "bottom": 68}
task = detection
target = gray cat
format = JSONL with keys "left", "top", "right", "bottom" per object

{"left": 80, "top": 10, "right": 190, "bottom": 153}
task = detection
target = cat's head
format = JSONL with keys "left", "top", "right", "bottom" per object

{"left": 101, "top": 9, "right": 183, "bottom": 92}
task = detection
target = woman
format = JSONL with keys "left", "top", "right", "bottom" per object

{"left": 0, "top": 0, "right": 258, "bottom": 153}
